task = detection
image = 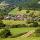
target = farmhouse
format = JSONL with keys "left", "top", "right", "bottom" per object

{"left": 4, "top": 15, "right": 11, "bottom": 20}
{"left": 15, "top": 14, "right": 24, "bottom": 20}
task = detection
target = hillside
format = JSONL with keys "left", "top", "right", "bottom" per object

{"left": 0, "top": 0, "right": 40, "bottom": 8}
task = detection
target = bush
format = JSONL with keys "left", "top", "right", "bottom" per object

{"left": 32, "top": 22, "right": 38, "bottom": 27}
{"left": 0, "top": 29, "right": 12, "bottom": 38}
{"left": 27, "top": 21, "right": 31, "bottom": 24}
{"left": 26, "top": 21, "right": 38, "bottom": 27}
{"left": 11, "top": 25, "right": 18, "bottom": 28}
{"left": 11, "top": 24, "right": 27, "bottom": 28}
{"left": 0, "top": 20, "right": 5, "bottom": 28}
{"left": 26, "top": 10, "right": 30, "bottom": 13}
{"left": 27, "top": 23, "right": 33, "bottom": 27}
{"left": 17, "top": 24, "right": 27, "bottom": 28}
{"left": 18, "top": 6, "right": 22, "bottom": 11}
{"left": 35, "top": 28, "right": 40, "bottom": 37}
{"left": 27, "top": 20, "right": 33, "bottom": 24}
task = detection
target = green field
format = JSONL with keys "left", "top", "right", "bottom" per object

{"left": 0, "top": 27, "right": 40, "bottom": 40}
{"left": 0, "top": 27, "right": 36, "bottom": 36}
{"left": 10, "top": 28, "right": 36, "bottom": 35}
{"left": 2, "top": 19, "right": 40, "bottom": 40}
{"left": 0, "top": 37, "right": 40, "bottom": 40}
{"left": 8, "top": 8, "right": 40, "bottom": 16}
{"left": 3, "top": 20, "right": 26, "bottom": 25}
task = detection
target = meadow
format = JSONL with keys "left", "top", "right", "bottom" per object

{"left": 0, "top": 27, "right": 40, "bottom": 40}
{"left": 8, "top": 8, "right": 40, "bottom": 16}
{"left": 0, "top": 27, "right": 38, "bottom": 40}
{"left": 3, "top": 20, "right": 26, "bottom": 25}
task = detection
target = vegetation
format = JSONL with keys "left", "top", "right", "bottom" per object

{"left": 0, "top": 20, "right": 5, "bottom": 28}
{"left": 26, "top": 10, "right": 30, "bottom": 13}
{"left": 32, "top": 22, "right": 38, "bottom": 27}
{"left": 35, "top": 28, "right": 40, "bottom": 37}
{"left": 18, "top": 6, "right": 22, "bottom": 11}
{"left": 0, "top": 29, "right": 12, "bottom": 38}
{"left": 0, "top": 0, "right": 40, "bottom": 40}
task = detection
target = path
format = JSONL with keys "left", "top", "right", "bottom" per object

{"left": 17, "top": 30, "right": 35, "bottom": 38}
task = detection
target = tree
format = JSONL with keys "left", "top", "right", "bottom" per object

{"left": 26, "top": 10, "right": 30, "bottom": 13}
{"left": 32, "top": 22, "right": 38, "bottom": 27}
{"left": 0, "top": 20, "right": 5, "bottom": 28}
{"left": 35, "top": 28, "right": 40, "bottom": 37}
{"left": 0, "top": 29, "right": 12, "bottom": 38}
{"left": 18, "top": 6, "right": 22, "bottom": 11}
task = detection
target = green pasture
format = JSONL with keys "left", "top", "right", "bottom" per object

{"left": 0, "top": 27, "right": 40, "bottom": 40}
{"left": 0, "top": 37, "right": 40, "bottom": 40}
{"left": 8, "top": 8, "right": 40, "bottom": 16}
{"left": 2, "top": 20, "right": 26, "bottom": 25}
{"left": 10, "top": 27, "right": 36, "bottom": 35}
{"left": 0, "top": 27, "right": 36, "bottom": 36}
{"left": 0, "top": 27, "right": 38, "bottom": 40}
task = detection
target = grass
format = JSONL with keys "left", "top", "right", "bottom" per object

{"left": 0, "top": 8, "right": 40, "bottom": 40}
{"left": 0, "top": 35, "right": 40, "bottom": 40}
{"left": 2, "top": 20, "right": 26, "bottom": 25}
{"left": 0, "top": 27, "right": 39, "bottom": 40}
{"left": 0, "top": 29, "right": 4, "bottom": 33}
{"left": 0, "top": 27, "right": 40, "bottom": 40}
{"left": 0, "top": 27, "right": 36, "bottom": 36}
{"left": 10, "top": 27, "right": 36, "bottom": 35}
{"left": 8, "top": 8, "right": 27, "bottom": 15}
{"left": 8, "top": 7, "right": 40, "bottom": 16}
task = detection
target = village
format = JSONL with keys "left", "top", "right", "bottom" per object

{"left": 1, "top": 13, "right": 39, "bottom": 21}
{"left": 0, "top": 0, "right": 40, "bottom": 40}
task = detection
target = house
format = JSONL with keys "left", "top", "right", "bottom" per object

{"left": 15, "top": 14, "right": 24, "bottom": 20}
{"left": 4, "top": 15, "right": 11, "bottom": 20}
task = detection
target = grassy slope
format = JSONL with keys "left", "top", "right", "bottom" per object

{"left": 3, "top": 20, "right": 26, "bottom": 25}
{"left": 8, "top": 8, "right": 27, "bottom": 15}
{"left": 0, "top": 37, "right": 40, "bottom": 40}
{"left": 8, "top": 8, "right": 40, "bottom": 16}
{"left": 2, "top": 8, "right": 40, "bottom": 25}
{"left": 1, "top": 8, "right": 40, "bottom": 40}
{"left": 0, "top": 27, "right": 39, "bottom": 40}
{"left": 10, "top": 28, "right": 36, "bottom": 35}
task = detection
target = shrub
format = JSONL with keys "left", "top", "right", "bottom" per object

{"left": 26, "top": 20, "right": 33, "bottom": 24}
{"left": 17, "top": 24, "right": 27, "bottom": 28}
{"left": 11, "top": 25, "right": 18, "bottom": 28}
{"left": 32, "top": 22, "right": 38, "bottom": 27}
{"left": 35, "top": 28, "right": 40, "bottom": 37}
{"left": 18, "top": 6, "right": 22, "bottom": 11}
{"left": 27, "top": 23, "right": 33, "bottom": 27}
{"left": 26, "top": 10, "right": 30, "bottom": 13}
{"left": 0, "top": 20, "right": 5, "bottom": 28}
{"left": 27, "top": 21, "right": 31, "bottom": 24}
{"left": 0, "top": 29, "right": 12, "bottom": 38}
{"left": 11, "top": 24, "right": 27, "bottom": 28}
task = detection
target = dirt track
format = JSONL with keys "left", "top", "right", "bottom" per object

{"left": 17, "top": 30, "right": 35, "bottom": 38}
